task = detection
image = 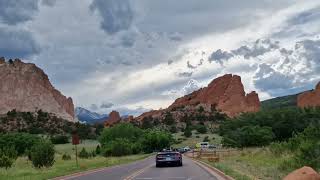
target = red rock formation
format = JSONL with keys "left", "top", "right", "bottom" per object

{"left": 0, "top": 58, "right": 75, "bottom": 121}
{"left": 169, "top": 74, "right": 260, "bottom": 117}
{"left": 298, "top": 82, "right": 320, "bottom": 108}
{"left": 104, "top": 110, "right": 121, "bottom": 127}
{"left": 283, "top": 166, "right": 320, "bottom": 180}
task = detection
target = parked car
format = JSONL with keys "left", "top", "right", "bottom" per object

{"left": 156, "top": 151, "right": 183, "bottom": 167}
{"left": 196, "top": 142, "right": 210, "bottom": 149}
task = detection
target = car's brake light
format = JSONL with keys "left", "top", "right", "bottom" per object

{"left": 175, "top": 154, "right": 181, "bottom": 158}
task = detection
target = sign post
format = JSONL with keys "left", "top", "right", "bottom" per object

{"left": 72, "top": 134, "right": 80, "bottom": 167}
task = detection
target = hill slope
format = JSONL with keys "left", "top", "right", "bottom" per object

{"left": 261, "top": 94, "right": 299, "bottom": 110}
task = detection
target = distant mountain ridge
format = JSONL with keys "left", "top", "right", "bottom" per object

{"left": 261, "top": 94, "right": 300, "bottom": 110}
{"left": 75, "top": 107, "right": 108, "bottom": 124}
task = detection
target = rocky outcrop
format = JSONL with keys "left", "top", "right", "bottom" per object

{"left": 135, "top": 74, "right": 260, "bottom": 124}
{"left": 298, "top": 82, "right": 320, "bottom": 108}
{"left": 0, "top": 58, "right": 75, "bottom": 122}
{"left": 283, "top": 166, "right": 320, "bottom": 180}
{"left": 104, "top": 110, "right": 121, "bottom": 127}
{"left": 169, "top": 74, "right": 260, "bottom": 117}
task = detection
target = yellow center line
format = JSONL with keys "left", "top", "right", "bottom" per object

{"left": 123, "top": 164, "right": 154, "bottom": 180}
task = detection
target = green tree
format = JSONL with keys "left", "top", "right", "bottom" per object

{"left": 79, "top": 148, "right": 89, "bottom": 159}
{"left": 196, "top": 125, "right": 207, "bottom": 134}
{"left": 30, "top": 140, "right": 55, "bottom": 168}
{"left": 184, "top": 127, "right": 192, "bottom": 138}
{"left": 163, "top": 112, "right": 175, "bottom": 126}
{"left": 96, "top": 145, "right": 101, "bottom": 155}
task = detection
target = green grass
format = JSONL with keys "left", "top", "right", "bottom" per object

{"left": 172, "top": 131, "right": 222, "bottom": 148}
{"left": 0, "top": 140, "right": 151, "bottom": 180}
{"left": 203, "top": 148, "right": 291, "bottom": 180}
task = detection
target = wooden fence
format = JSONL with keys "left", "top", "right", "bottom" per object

{"left": 185, "top": 149, "right": 239, "bottom": 162}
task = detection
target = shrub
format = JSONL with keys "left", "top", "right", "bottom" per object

{"left": 184, "top": 128, "right": 192, "bottom": 138}
{"left": 50, "top": 135, "right": 69, "bottom": 144}
{"left": 96, "top": 145, "right": 101, "bottom": 155}
{"left": 0, "top": 133, "right": 41, "bottom": 156}
{"left": 0, "top": 155, "right": 14, "bottom": 169}
{"left": 141, "top": 130, "right": 173, "bottom": 153}
{"left": 294, "top": 141, "right": 320, "bottom": 170}
{"left": 203, "top": 136, "right": 209, "bottom": 142}
{"left": 79, "top": 148, "right": 89, "bottom": 159}
{"left": 222, "top": 126, "right": 275, "bottom": 147}
{"left": 99, "top": 123, "right": 143, "bottom": 147}
{"left": 196, "top": 125, "right": 207, "bottom": 134}
{"left": 0, "top": 146, "right": 17, "bottom": 169}
{"left": 102, "top": 138, "right": 133, "bottom": 157}
{"left": 30, "top": 140, "right": 55, "bottom": 168}
{"left": 169, "top": 126, "right": 177, "bottom": 133}
{"left": 91, "top": 151, "right": 96, "bottom": 157}
{"left": 62, "top": 153, "right": 71, "bottom": 160}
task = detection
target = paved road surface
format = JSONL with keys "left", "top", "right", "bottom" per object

{"left": 56, "top": 156, "right": 225, "bottom": 180}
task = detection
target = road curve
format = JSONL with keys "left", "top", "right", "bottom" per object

{"left": 55, "top": 156, "right": 226, "bottom": 180}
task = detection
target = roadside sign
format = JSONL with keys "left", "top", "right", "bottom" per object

{"left": 72, "top": 134, "right": 79, "bottom": 167}
{"left": 72, "top": 134, "right": 80, "bottom": 145}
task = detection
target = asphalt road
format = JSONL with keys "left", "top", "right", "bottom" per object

{"left": 56, "top": 156, "right": 224, "bottom": 180}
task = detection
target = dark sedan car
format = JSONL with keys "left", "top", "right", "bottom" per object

{"left": 156, "top": 151, "right": 183, "bottom": 167}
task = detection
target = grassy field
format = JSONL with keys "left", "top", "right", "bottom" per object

{"left": 172, "top": 131, "right": 222, "bottom": 148}
{"left": 203, "top": 148, "right": 291, "bottom": 180}
{"left": 0, "top": 140, "right": 151, "bottom": 180}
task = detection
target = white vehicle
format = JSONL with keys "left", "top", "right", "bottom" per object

{"left": 183, "top": 146, "right": 190, "bottom": 152}
{"left": 199, "top": 142, "right": 209, "bottom": 149}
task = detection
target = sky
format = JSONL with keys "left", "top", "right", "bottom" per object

{"left": 1, "top": 0, "right": 320, "bottom": 116}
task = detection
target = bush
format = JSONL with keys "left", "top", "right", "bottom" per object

{"left": 141, "top": 130, "right": 173, "bottom": 153}
{"left": 99, "top": 123, "right": 173, "bottom": 156}
{"left": 91, "top": 151, "right": 96, "bottom": 157}
{"left": 219, "top": 107, "right": 320, "bottom": 143}
{"left": 196, "top": 125, "right": 207, "bottom": 134}
{"left": 203, "top": 136, "right": 209, "bottom": 142}
{"left": 62, "top": 153, "right": 71, "bottom": 160}
{"left": 102, "top": 138, "right": 133, "bottom": 157}
{"left": 0, "top": 155, "right": 14, "bottom": 169}
{"left": 222, "top": 126, "right": 275, "bottom": 147}
{"left": 50, "top": 135, "right": 69, "bottom": 144}
{"left": 184, "top": 128, "right": 192, "bottom": 138}
{"left": 0, "top": 147, "right": 17, "bottom": 169}
{"left": 0, "top": 133, "right": 41, "bottom": 156}
{"left": 30, "top": 140, "right": 55, "bottom": 168}
{"left": 169, "top": 126, "right": 177, "bottom": 133}
{"left": 99, "top": 123, "right": 143, "bottom": 147}
{"left": 79, "top": 148, "right": 89, "bottom": 159}
{"left": 96, "top": 145, "right": 101, "bottom": 155}
{"left": 294, "top": 141, "right": 320, "bottom": 170}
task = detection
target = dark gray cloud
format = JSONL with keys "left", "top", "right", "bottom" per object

{"left": 90, "top": 104, "right": 99, "bottom": 111}
{"left": 187, "top": 61, "right": 196, "bottom": 69}
{"left": 0, "top": 0, "right": 39, "bottom": 25}
{"left": 169, "top": 32, "right": 183, "bottom": 42}
{"left": 120, "top": 33, "right": 135, "bottom": 47}
{"left": 0, "top": 27, "right": 40, "bottom": 58}
{"left": 208, "top": 39, "right": 281, "bottom": 64}
{"left": 208, "top": 49, "right": 233, "bottom": 64}
{"left": 100, "top": 102, "right": 114, "bottom": 109}
{"left": 41, "top": 0, "right": 56, "bottom": 7}
{"left": 254, "top": 64, "right": 293, "bottom": 92}
{"left": 90, "top": 0, "right": 134, "bottom": 34}
{"left": 178, "top": 72, "right": 193, "bottom": 78}
{"left": 296, "top": 39, "right": 320, "bottom": 72}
